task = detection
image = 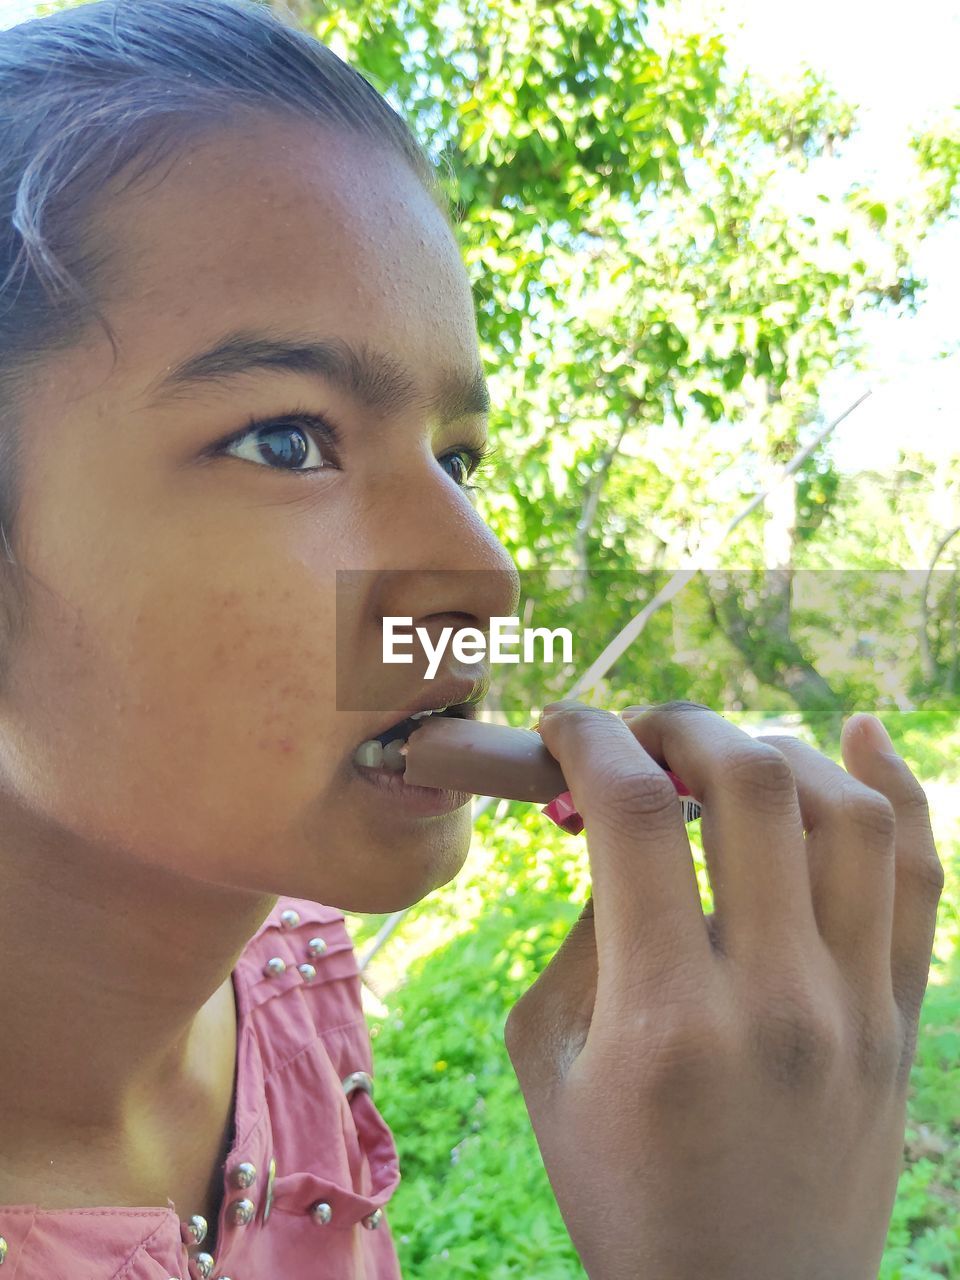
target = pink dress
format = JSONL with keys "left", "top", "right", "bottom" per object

{"left": 0, "top": 897, "right": 403, "bottom": 1278}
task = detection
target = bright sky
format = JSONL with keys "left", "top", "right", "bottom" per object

{"left": 654, "top": 0, "right": 960, "bottom": 472}
{"left": 2, "top": 0, "right": 958, "bottom": 474}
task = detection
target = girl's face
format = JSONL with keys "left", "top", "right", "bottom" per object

{"left": 0, "top": 116, "right": 519, "bottom": 913}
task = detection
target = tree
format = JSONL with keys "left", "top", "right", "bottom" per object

{"left": 284, "top": 0, "right": 950, "bottom": 736}
{"left": 913, "top": 109, "right": 960, "bottom": 224}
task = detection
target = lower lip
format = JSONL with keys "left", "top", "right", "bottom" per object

{"left": 351, "top": 759, "right": 473, "bottom": 816}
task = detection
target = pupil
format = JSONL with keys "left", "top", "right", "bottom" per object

{"left": 258, "top": 427, "right": 307, "bottom": 468}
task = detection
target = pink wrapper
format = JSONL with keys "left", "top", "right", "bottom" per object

{"left": 541, "top": 768, "right": 699, "bottom": 834}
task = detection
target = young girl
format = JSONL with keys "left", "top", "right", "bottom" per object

{"left": 0, "top": 1, "right": 944, "bottom": 1276}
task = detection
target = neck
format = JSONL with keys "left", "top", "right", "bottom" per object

{"left": 0, "top": 786, "right": 274, "bottom": 1157}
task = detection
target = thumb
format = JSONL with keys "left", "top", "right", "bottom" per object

{"left": 504, "top": 898, "right": 598, "bottom": 1091}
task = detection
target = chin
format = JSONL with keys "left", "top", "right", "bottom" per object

{"left": 332, "top": 812, "right": 474, "bottom": 915}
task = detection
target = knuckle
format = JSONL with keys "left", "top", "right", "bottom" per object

{"left": 923, "top": 853, "right": 947, "bottom": 896}
{"left": 842, "top": 988, "right": 902, "bottom": 1088}
{"left": 504, "top": 974, "right": 589, "bottom": 1084}
{"left": 754, "top": 734, "right": 802, "bottom": 752}
{"left": 540, "top": 701, "right": 593, "bottom": 735}
{"left": 897, "top": 769, "right": 933, "bottom": 820}
{"left": 659, "top": 699, "right": 715, "bottom": 717}
{"left": 503, "top": 986, "right": 546, "bottom": 1061}
{"left": 598, "top": 765, "right": 680, "bottom": 828}
{"left": 853, "top": 1008, "right": 901, "bottom": 1087}
{"left": 840, "top": 785, "right": 897, "bottom": 848}
{"left": 901, "top": 846, "right": 946, "bottom": 900}
{"left": 641, "top": 1010, "right": 732, "bottom": 1097}
{"left": 721, "top": 741, "right": 795, "bottom": 805}
{"left": 503, "top": 996, "right": 530, "bottom": 1059}
{"left": 749, "top": 994, "right": 841, "bottom": 1090}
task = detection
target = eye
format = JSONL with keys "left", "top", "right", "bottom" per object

{"left": 216, "top": 409, "right": 342, "bottom": 474}
{"left": 438, "top": 443, "right": 497, "bottom": 493}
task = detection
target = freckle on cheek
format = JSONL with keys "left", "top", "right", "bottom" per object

{"left": 256, "top": 736, "right": 297, "bottom": 753}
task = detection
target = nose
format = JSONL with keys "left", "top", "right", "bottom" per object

{"left": 367, "top": 467, "right": 520, "bottom": 633}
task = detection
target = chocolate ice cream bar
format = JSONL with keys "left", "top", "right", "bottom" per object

{"left": 400, "top": 716, "right": 701, "bottom": 831}
{"left": 402, "top": 716, "right": 566, "bottom": 801}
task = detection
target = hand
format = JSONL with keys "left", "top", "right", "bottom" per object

{"left": 505, "top": 700, "right": 944, "bottom": 1280}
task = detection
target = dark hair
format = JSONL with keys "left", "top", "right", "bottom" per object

{"left": 0, "top": 0, "right": 448, "bottom": 655}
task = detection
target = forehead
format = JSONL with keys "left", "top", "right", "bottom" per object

{"left": 82, "top": 115, "right": 478, "bottom": 399}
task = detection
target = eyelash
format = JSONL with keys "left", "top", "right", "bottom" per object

{"left": 212, "top": 406, "right": 498, "bottom": 493}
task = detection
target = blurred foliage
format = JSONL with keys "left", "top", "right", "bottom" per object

{"left": 292, "top": 0, "right": 957, "bottom": 745}
{"left": 913, "top": 109, "right": 960, "bottom": 223}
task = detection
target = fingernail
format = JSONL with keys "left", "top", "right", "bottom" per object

{"left": 540, "top": 699, "right": 580, "bottom": 719}
{"left": 858, "top": 714, "right": 898, "bottom": 756}
{"left": 620, "top": 704, "right": 650, "bottom": 720}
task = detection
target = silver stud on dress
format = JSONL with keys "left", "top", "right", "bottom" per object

{"left": 0, "top": 1236, "right": 7, "bottom": 1265}
{"left": 262, "top": 1156, "right": 277, "bottom": 1224}
{"left": 306, "top": 936, "right": 327, "bottom": 958}
{"left": 309, "top": 1201, "right": 333, "bottom": 1224}
{"left": 362, "top": 1208, "right": 384, "bottom": 1230}
{"left": 342, "top": 1070, "right": 374, "bottom": 1099}
{"left": 297, "top": 962, "right": 317, "bottom": 982}
{"left": 229, "top": 1160, "right": 257, "bottom": 1189}
{"left": 262, "top": 956, "right": 286, "bottom": 978}
{"left": 181, "top": 1214, "right": 207, "bottom": 1245}
{"left": 227, "top": 1197, "right": 256, "bottom": 1226}
{"left": 280, "top": 908, "right": 301, "bottom": 929}
{"left": 190, "top": 1253, "right": 215, "bottom": 1280}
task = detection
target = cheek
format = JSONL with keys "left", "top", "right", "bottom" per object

{"left": 130, "top": 579, "right": 330, "bottom": 758}
{"left": 2, "top": 566, "right": 338, "bottom": 872}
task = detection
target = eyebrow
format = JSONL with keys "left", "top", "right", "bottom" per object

{"left": 140, "top": 329, "right": 491, "bottom": 424}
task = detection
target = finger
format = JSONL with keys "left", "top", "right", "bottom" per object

{"left": 620, "top": 702, "right": 816, "bottom": 966}
{"left": 753, "top": 733, "right": 896, "bottom": 1001}
{"left": 537, "top": 700, "right": 713, "bottom": 1006}
{"left": 504, "top": 897, "right": 598, "bottom": 1091}
{"left": 840, "top": 714, "right": 944, "bottom": 1029}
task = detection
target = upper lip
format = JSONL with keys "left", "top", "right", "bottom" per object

{"left": 361, "top": 674, "right": 489, "bottom": 743}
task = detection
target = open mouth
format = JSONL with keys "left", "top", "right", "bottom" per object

{"left": 353, "top": 705, "right": 469, "bottom": 773}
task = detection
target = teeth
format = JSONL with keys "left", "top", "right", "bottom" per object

{"left": 353, "top": 738, "right": 408, "bottom": 772}
{"left": 354, "top": 740, "right": 384, "bottom": 768}
{"left": 355, "top": 705, "right": 453, "bottom": 770}
{"left": 381, "top": 740, "right": 407, "bottom": 772}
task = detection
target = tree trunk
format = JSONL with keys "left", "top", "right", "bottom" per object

{"left": 573, "top": 416, "right": 631, "bottom": 601}
{"left": 703, "top": 440, "right": 845, "bottom": 747}
{"left": 704, "top": 571, "right": 845, "bottom": 747}
{"left": 920, "top": 524, "right": 960, "bottom": 690}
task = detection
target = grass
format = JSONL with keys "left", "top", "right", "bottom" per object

{"left": 347, "top": 706, "right": 960, "bottom": 1278}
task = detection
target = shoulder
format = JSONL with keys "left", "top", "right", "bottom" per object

{"left": 232, "top": 897, "right": 368, "bottom": 1069}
